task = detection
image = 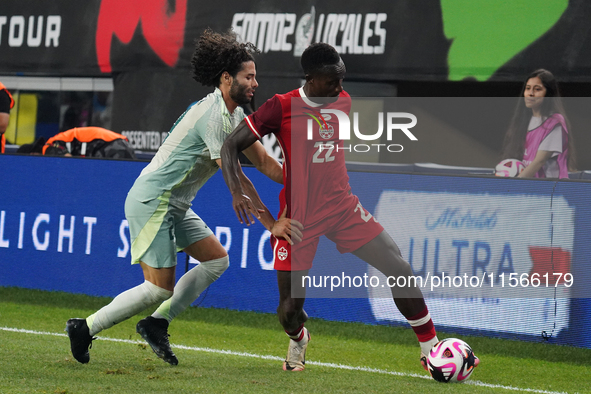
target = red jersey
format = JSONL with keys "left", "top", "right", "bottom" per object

{"left": 246, "top": 87, "right": 352, "bottom": 227}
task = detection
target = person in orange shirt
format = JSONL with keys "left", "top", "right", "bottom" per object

{"left": 0, "top": 81, "right": 15, "bottom": 154}
{"left": 42, "top": 126, "right": 136, "bottom": 159}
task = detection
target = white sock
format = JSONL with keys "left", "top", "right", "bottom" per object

{"left": 87, "top": 280, "right": 173, "bottom": 336}
{"left": 420, "top": 336, "right": 439, "bottom": 356}
{"left": 153, "top": 256, "right": 229, "bottom": 322}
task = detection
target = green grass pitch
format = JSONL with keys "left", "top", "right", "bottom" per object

{"left": 1, "top": 287, "right": 590, "bottom": 393}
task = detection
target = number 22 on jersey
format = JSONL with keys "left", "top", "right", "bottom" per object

{"left": 312, "top": 141, "right": 335, "bottom": 163}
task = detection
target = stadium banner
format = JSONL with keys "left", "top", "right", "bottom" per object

{"left": 0, "top": 0, "right": 588, "bottom": 82}
{"left": 2, "top": 1, "right": 589, "bottom": 147}
{"left": 0, "top": 155, "right": 590, "bottom": 348}
{"left": 369, "top": 191, "right": 573, "bottom": 337}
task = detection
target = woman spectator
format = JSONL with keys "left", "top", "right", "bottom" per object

{"left": 501, "top": 69, "right": 575, "bottom": 178}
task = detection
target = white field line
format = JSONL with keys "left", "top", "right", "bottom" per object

{"left": 1, "top": 326, "right": 570, "bottom": 394}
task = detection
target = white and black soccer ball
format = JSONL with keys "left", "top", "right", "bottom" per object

{"left": 495, "top": 159, "right": 525, "bottom": 177}
{"left": 427, "top": 338, "right": 477, "bottom": 383}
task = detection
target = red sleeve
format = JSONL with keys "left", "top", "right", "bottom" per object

{"left": 245, "top": 95, "right": 283, "bottom": 139}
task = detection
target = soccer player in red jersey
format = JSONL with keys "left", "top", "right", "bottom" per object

{"left": 221, "top": 43, "right": 478, "bottom": 372}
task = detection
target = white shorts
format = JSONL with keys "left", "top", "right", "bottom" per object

{"left": 125, "top": 196, "right": 213, "bottom": 268}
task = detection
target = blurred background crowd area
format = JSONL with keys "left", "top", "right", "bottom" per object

{"left": 2, "top": 0, "right": 591, "bottom": 171}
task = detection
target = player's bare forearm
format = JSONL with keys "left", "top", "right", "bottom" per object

{"left": 222, "top": 123, "right": 302, "bottom": 243}
{"left": 243, "top": 141, "right": 283, "bottom": 184}
{"left": 236, "top": 170, "right": 302, "bottom": 245}
{"left": 221, "top": 134, "right": 244, "bottom": 196}
{"left": 253, "top": 150, "right": 283, "bottom": 184}
{"left": 222, "top": 120, "right": 265, "bottom": 224}
{"left": 221, "top": 120, "right": 259, "bottom": 194}
{"left": 238, "top": 170, "right": 276, "bottom": 229}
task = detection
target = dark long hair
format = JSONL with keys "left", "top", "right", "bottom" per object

{"left": 501, "top": 69, "right": 576, "bottom": 170}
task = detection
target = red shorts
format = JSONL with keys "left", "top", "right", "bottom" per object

{"left": 272, "top": 194, "right": 384, "bottom": 271}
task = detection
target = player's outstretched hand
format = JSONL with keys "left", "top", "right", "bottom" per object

{"left": 271, "top": 207, "right": 304, "bottom": 245}
{"left": 232, "top": 192, "right": 260, "bottom": 225}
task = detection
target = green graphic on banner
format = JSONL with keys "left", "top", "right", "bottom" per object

{"left": 442, "top": 0, "right": 568, "bottom": 81}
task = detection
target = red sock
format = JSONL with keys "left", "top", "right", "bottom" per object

{"left": 285, "top": 324, "right": 305, "bottom": 341}
{"left": 407, "top": 307, "right": 437, "bottom": 343}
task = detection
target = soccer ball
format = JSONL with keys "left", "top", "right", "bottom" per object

{"left": 427, "top": 338, "right": 477, "bottom": 383}
{"left": 495, "top": 159, "right": 525, "bottom": 177}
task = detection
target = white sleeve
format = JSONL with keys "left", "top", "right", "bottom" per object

{"left": 538, "top": 125, "right": 563, "bottom": 156}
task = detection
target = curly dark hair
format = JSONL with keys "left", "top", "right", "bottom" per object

{"left": 301, "top": 43, "right": 341, "bottom": 75}
{"left": 191, "top": 28, "right": 259, "bottom": 87}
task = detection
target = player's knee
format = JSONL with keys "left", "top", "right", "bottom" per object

{"left": 394, "top": 259, "right": 415, "bottom": 277}
{"left": 382, "top": 237, "right": 415, "bottom": 272}
{"left": 201, "top": 255, "right": 229, "bottom": 279}
{"left": 382, "top": 235, "right": 402, "bottom": 257}
{"left": 143, "top": 280, "right": 174, "bottom": 304}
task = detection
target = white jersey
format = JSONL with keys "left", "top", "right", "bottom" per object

{"left": 128, "top": 88, "right": 244, "bottom": 210}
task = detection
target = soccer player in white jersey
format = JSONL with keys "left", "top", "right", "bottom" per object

{"left": 65, "top": 29, "right": 293, "bottom": 365}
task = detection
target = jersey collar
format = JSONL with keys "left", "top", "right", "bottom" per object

{"left": 214, "top": 87, "right": 231, "bottom": 117}
{"left": 298, "top": 86, "right": 323, "bottom": 108}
